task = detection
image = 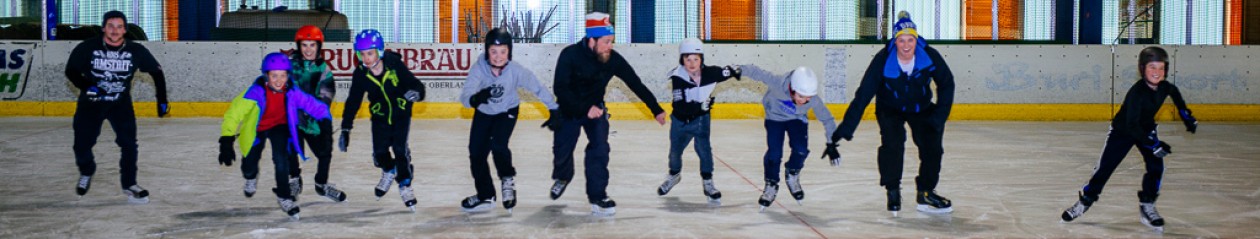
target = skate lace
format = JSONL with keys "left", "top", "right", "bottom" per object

{"left": 77, "top": 176, "right": 91, "bottom": 188}
{"left": 321, "top": 184, "right": 342, "bottom": 197}
{"left": 786, "top": 174, "right": 802, "bottom": 193}
{"left": 761, "top": 185, "right": 778, "bottom": 201}
{"left": 1141, "top": 203, "right": 1162, "bottom": 220}
{"left": 125, "top": 185, "right": 146, "bottom": 195}
{"left": 244, "top": 179, "right": 257, "bottom": 192}
{"left": 661, "top": 174, "right": 680, "bottom": 189}
{"left": 279, "top": 198, "right": 297, "bottom": 210}
{"left": 377, "top": 172, "right": 395, "bottom": 191}
{"left": 289, "top": 177, "right": 301, "bottom": 195}
{"left": 703, "top": 180, "right": 719, "bottom": 195}
{"left": 501, "top": 178, "right": 516, "bottom": 201}
{"left": 551, "top": 181, "right": 567, "bottom": 195}
{"left": 400, "top": 186, "right": 415, "bottom": 201}
{"left": 1068, "top": 201, "right": 1087, "bottom": 216}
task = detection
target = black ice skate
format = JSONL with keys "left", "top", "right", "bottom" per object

{"left": 758, "top": 180, "right": 779, "bottom": 212}
{"left": 1138, "top": 191, "right": 1165, "bottom": 232}
{"left": 887, "top": 189, "right": 901, "bottom": 217}
{"left": 76, "top": 175, "right": 92, "bottom": 197}
{"left": 122, "top": 185, "right": 149, "bottom": 204}
{"left": 460, "top": 195, "right": 494, "bottom": 213}
{"left": 400, "top": 185, "right": 417, "bottom": 212}
{"left": 1060, "top": 191, "right": 1097, "bottom": 222}
{"left": 702, "top": 179, "right": 722, "bottom": 203}
{"left": 786, "top": 169, "right": 804, "bottom": 205}
{"left": 549, "top": 180, "right": 569, "bottom": 200}
{"left": 657, "top": 173, "right": 681, "bottom": 196}
{"left": 501, "top": 177, "right": 516, "bottom": 212}
{"left": 916, "top": 191, "right": 953, "bottom": 213}
{"left": 315, "top": 183, "right": 347, "bottom": 202}
{"left": 590, "top": 197, "right": 617, "bottom": 216}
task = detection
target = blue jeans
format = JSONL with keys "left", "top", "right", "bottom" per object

{"left": 763, "top": 119, "right": 809, "bottom": 183}
{"left": 668, "top": 115, "right": 714, "bottom": 174}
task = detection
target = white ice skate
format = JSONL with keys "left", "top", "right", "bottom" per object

{"left": 400, "top": 185, "right": 416, "bottom": 212}
{"left": 786, "top": 169, "right": 804, "bottom": 205}
{"left": 277, "top": 197, "right": 300, "bottom": 220}
{"left": 501, "top": 177, "right": 516, "bottom": 213}
{"left": 657, "top": 173, "right": 681, "bottom": 196}
{"left": 375, "top": 170, "right": 395, "bottom": 200}
{"left": 702, "top": 179, "right": 722, "bottom": 205}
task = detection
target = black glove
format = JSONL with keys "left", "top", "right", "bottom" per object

{"left": 218, "top": 136, "right": 235, "bottom": 166}
{"left": 1148, "top": 141, "right": 1173, "bottom": 158}
{"left": 1180, "top": 109, "right": 1198, "bottom": 134}
{"left": 822, "top": 142, "right": 841, "bottom": 167}
{"left": 469, "top": 88, "right": 492, "bottom": 107}
{"left": 404, "top": 90, "right": 422, "bottom": 102}
{"left": 338, "top": 128, "right": 351, "bottom": 152}
{"left": 157, "top": 101, "right": 170, "bottom": 118}
{"left": 541, "top": 109, "right": 562, "bottom": 131}
{"left": 724, "top": 65, "right": 742, "bottom": 80}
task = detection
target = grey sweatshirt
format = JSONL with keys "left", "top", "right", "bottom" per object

{"left": 741, "top": 65, "right": 837, "bottom": 143}
{"left": 460, "top": 53, "right": 559, "bottom": 115}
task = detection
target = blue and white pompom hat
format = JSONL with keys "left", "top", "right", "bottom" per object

{"left": 585, "top": 12, "right": 614, "bottom": 39}
{"left": 892, "top": 11, "right": 918, "bottom": 39}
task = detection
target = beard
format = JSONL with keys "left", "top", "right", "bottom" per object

{"left": 596, "top": 52, "right": 611, "bottom": 63}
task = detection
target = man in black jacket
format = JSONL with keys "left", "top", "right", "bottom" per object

{"left": 65, "top": 11, "right": 170, "bottom": 204}
{"left": 831, "top": 11, "right": 955, "bottom": 217}
{"left": 548, "top": 12, "right": 666, "bottom": 216}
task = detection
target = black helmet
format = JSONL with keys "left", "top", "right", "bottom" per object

{"left": 484, "top": 28, "right": 513, "bottom": 61}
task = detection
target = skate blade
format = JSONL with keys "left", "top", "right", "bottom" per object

{"left": 1141, "top": 219, "right": 1165, "bottom": 233}
{"left": 795, "top": 200, "right": 803, "bottom": 206}
{"left": 506, "top": 208, "right": 513, "bottom": 213}
{"left": 890, "top": 211, "right": 899, "bottom": 217}
{"left": 408, "top": 206, "right": 416, "bottom": 212}
{"left": 759, "top": 205, "right": 767, "bottom": 213}
{"left": 916, "top": 204, "right": 954, "bottom": 214}
{"left": 461, "top": 206, "right": 493, "bottom": 213}
{"left": 707, "top": 198, "right": 721, "bottom": 206}
{"left": 128, "top": 197, "right": 150, "bottom": 204}
{"left": 589, "top": 211, "right": 616, "bottom": 217}
{"left": 289, "top": 213, "right": 300, "bottom": 221}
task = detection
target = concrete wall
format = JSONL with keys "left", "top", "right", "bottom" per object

{"left": 2, "top": 40, "right": 1257, "bottom": 120}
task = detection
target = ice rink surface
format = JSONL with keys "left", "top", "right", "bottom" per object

{"left": 1, "top": 117, "right": 1257, "bottom": 238}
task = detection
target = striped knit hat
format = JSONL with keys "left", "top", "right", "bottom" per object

{"left": 585, "top": 12, "right": 614, "bottom": 38}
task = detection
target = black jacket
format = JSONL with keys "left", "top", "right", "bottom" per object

{"left": 553, "top": 38, "right": 664, "bottom": 118}
{"left": 1112, "top": 80, "right": 1190, "bottom": 147}
{"left": 669, "top": 65, "right": 736, "bottom": 122}
{"left": 341, "top": 51, "right": 426, "bottom": 128}
{"left": 835, "top": 37, "right": 954, "bottom": 141}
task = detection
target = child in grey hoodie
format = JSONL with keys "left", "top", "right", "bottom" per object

{"left": 458, "top": 28, "right": 559, "bottom": 213}
{"left": 740, "top": 65, "right": 839, "bottom": 212}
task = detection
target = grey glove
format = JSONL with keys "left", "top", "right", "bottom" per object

{"left": 404, "top": 90, "right": 422, "bottom": 102}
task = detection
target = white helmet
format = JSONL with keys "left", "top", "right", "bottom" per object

{"left": 679, "top": 38, "right": 703, "bottom": 55}
{"left": 788, "top": 67, "right": 818, "bottom": 97}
